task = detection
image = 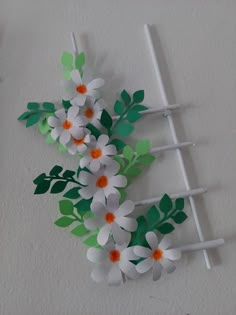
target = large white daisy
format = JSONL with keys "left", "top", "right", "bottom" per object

{"left": 134, "top": 232, "right": 181, "bottom": 281}
{"left": 48, "top": 106, "right": 85, "bottom": 145}
{"left": 65, "top": 128, "right": 92, "bottom": 155}
{"left": 87, "top": 240, "right": 139, "bottom": 285}
{"left": 79, "top": 160, "right": 127, "bottom": 202}
{"left": 63, "top": 69, "right": 104, "bottom": 107}
{"left": 84, "top": 194, "right": 137, "bottom": 246}
{"left": 80, "top": 134, "right": 117, "bottom": 172}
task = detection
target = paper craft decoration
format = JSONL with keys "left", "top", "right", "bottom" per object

{"left": 18, "top": 28, "right": 224, "bottom": 285}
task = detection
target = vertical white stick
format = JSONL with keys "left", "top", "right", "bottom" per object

{"left": 144, "top": 24, "right": 212, "bottom": 269}
{"left": 70, "top": 32, "right": 79, "bottom": 55}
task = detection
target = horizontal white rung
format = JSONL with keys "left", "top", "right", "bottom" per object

{"left": 174, "top": 238, "right": 225, "bottom": 253}
{"left": 112, "top": 104, "right": 180, "bottom": 120}
{"left": 150, "top": 141, "right": 194, "bottom": 154}
{"left": 134, "top": 187, "right": 207, "bottom": 207}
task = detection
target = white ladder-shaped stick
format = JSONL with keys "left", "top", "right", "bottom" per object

{"left": 144, "top": 24, "right": 211, "bottom": 269}
{"left": 174, "top": 238, "right": 224, "bottom": 253}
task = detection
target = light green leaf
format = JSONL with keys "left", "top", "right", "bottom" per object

{"left": 137, "top": 154, "right": 155, "bottom": 165}
{"left": 61, "top": 51, "right": 73, "bottom": 68}
{"left": 125, "top": 166, "right": 141, "bottom": 178}
{"left": 113, "top": 156, "right": 126, "bottom": 168}
{"left": 59, "top": 200, "right": 74, "bottom": 215}
{"left": 83, "top": 233, "right": 98, "bottom": 247}
{"left": 38, "top": 119, "right": 51, "bottom": 135}
{"left": 54, "top": 216, "right": 75, "bottom": 227}
{"left": 135, "top": 140, "right": 151, "bottom": 156}
{"left": 75, "top": 52, "right": 85, "bottom": 69}
{"left": 45, "top": 134, "right": 56, "bottom": 144}
{"left": 71, "top": 224, "right": 89, "bottom": 237}
{"left": 58, "top": 143, "right": 67, "bottom": 152}
{"left": 123, "top": 145, "right": 133, "bottom": 161}
{"left": 63, "top": 70, "right": 71, "bottom": 80}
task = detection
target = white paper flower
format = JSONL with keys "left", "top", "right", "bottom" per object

{"left": 65, "top": 128, "right": 92, "bottom": 155}
{"left": 134, "top": 232, "right": 181, "bottom": 281}
{"left": 80, "top": 134, "right": 117, "bottom": 172}
{"left": 87, "top": 240, "right": 139, "bottom": 285}
{"left": 63, "top": 69, "right": 104, "bottom": 106}
{"left": 79, "top": 160, "right": 127, "bottom": 201}
{"left": 48, "top": 106, "right": 85, "bottom": 145}
{"left": 84, "top": 194, "right": 137, "bottom": 246}
{"left": 80, "top": 98, "right": 104, "bottom": 128}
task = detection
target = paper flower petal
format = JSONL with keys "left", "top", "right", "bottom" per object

{"left": 87, "top": 248, "right": 106, "bottom": 263}
{"left": 70, "top": 126, "right": 84, "bottom": 139}
{"left": 119, "top": 260, "right": 139, "bottom": 280}
{"left": 71, "top": 69, "right": 82, "bottom": 85}
{"left": 91, "top": 263, "right": 110, "bottom": 283}
{"left": 122, "top": 246, "right": 139, "bottom": 261}
{"left": 159, "top": 236, "right": 172, "bottom": 251}
{"left": 146, "top": 232, "right": 158, "bottom": 250}
{"left": 48, "top": 116, "right": 60, "bottom": 128}
{"left": 80, "top": 186, "right": 96, "bottom": 200}
{"left": 84, "top": 217, "right": 104, "bottom": 230}
{"left": 79, "top": 171, "right": 92, "bottom": 185}
{"left": 102, "top": 145, "right": 117, "bottom": 156}
{"left": 108, "top": 264, "right": 122, "bottom": 286}
{"left": 134, "top": 246, "right": 152, "bottom": 258}
{"left": 112, "top": 222, "right": 130, "bottom": 245}
{"left": 115, "top": 217, "right": 137, "bottom": 232}
{"left": 97, "top": 134, "right": 109, "bottom": 147}
{"left": 87, "top": 78, "right": 104, "bottom": 90}
{"left": 59, "top": 130, "right": 71, "bottom": 145}
{"left": 109, "top": 175, "right": 127, "bottom": 188}
{"left": 89, "top": 159, "right": 101, "bottom": 173}
{"left": 91, "top": 201, "right": 106, "bottom": 215}
{"left": 136, "top": 257, "right": 153, "bottom": 274}
{"left": 71, "top": 94, "right": 86, "bottom": 106}
{"left": 163, "top": 249, "right": 181, "bottom": 261}
{"left": 80, "top": 156, "right": 91, "bottom": 168}
{"left": 97, "top": 224, "right": 111, "bottom": 246}
{"left": 106, "top": 194, "right": 120, "bottom": 212}
{"left": 55, "top": 108, "right": 67, "bottom": 121}
{"left": 86, "top": 89, "right": 100, "bottom": 99}
{"left": 161, "top": 258, "right": 176, "bottom": 273}
{"left": 152, "top": 262, "right": 162, "bottom": 281}
{"left": 115, "top": 200, "right": 134, "bottom": 217}
{"left": 68, "top": 105, "right": 79, "bottom": 120}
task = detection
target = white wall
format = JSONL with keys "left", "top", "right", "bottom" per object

{"left": 1, "top": 1, "right": 236, "bottom": 314}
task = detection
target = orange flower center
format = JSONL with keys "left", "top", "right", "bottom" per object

{"left": 96, "top": 175, "right": 108, "bottom": 188}
{"left": 76, "top": 84, "right": 87, "bottom": 94}
{"left": 63, "top": 119, "right": 72, "bottom": 130}
{"left": 73, "top": 137, "right": 85, "bottom": 146}
{"left": 152, "top": 248, "right": 163, "bottom": 261}
{"left": 84, "top": 108, "right": 94, "bottom": 118}
{"left": 90, "top": 148, "right": 102, "bottom": 159}
{"left": 109, "top": 249, "right": 120, "bottom": 263}
{"left": 105, "top": 212, "right": 115, "bottom": 224}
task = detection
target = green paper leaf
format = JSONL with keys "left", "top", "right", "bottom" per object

{"left": 71, "top": 224, "right": 89, "bottom": 237}
{"left": 137, "top": 154, "right": 155, "bottom": 165}
{"left": 17, "top": 111, "right": 30, "bottom": 120}
{"left": 113, "top": 156, "right": 125, "bottom": 168}
{"left": 59, "top": 200, "right": 74, "bottom": 215}
{"left": 172, "top": 211, "right": 188, "bottom": 224}
{"left": 50, "top": 181, "right": 68, "bottom": 194}
{"left": 63, "top": 70, "right": 71, "bottom": 80}
{"left": 58, "top": 143, "right": 67, "bottom": 152}
{"left": 121, "top": 89, "right": 131, "bottom": 105}
{"left": 119, "top": 189, "right": 127, "bottom": 203}
{"left": 62, "top": 100, "right": 72, "bottom": 110}
{"left": 42, "top": 102, "right": 55, "bottom": 111}
{"left": 75, "top": 52, "right": 85, "bottom": 70}
{"left": 45, "top": 134, "right": 56, "bottom": 144}
{"left": 109, "top": 138, "right": 126, "bottom": 152}
{"left": 100, "top": 109, "right": 112, "bottom": 130}
{"left": 159, "top": 194, "right": 173, "bottom": 214}
{"left": 132, "top": 105, "right": 148, "bottom": 112}
{"left": 61, "top": 51, "right": 73, "bottom": 68}
{"left": 86, "top": 123, "right": 101, "bottom": 139}
{"left": 135, "top": 140, "right": 151, "bottom": 156}
{"left": 157, "top": 222, "right": 175, "bottom": 234}
{"left": 175, "top": 198, "right": 184, "bottom": 211}
{"left": 63, "top": 187, "right": 80, "bottom": 199}
{"left": 114, "top": 100, "right": 124, "bottom": 115}
{"left": 38, "top": 119, "right": 51, "bottom": 135}
{"left": 27, "top": 102, "right": 40, "bottom": 110}
{"left": 126, "top": 110, "right": 142, "bottom": 123}
{"left": 34, "top": 180, "right": 51, "bottom": 194}
{"left": 146, "top": 205, "right": 160, "bottom": 225}
{"left": 126, "top": 166, "right": 141, "bottom": 178}
{"left": 123, "top": 145, "right": 133, "bottom": 161}
{"left": 114, "top": 123, "right": 134, "bottom": 137}
{"left": 133, "top": 90, "right": 144, "bottom": 103}
{"left": 74, "top": 198, "right": 92, "bottom": 211}
{"left": 54, "top": 216, "right": 75, "bottom": 227}
{"left": 63, "top": 170, "right": 75, "bottom": 178}
{"left": 26, "top": 113, "right": 41, "bottom": 127}
{"left": 33, "top": 173, "right": 46, "bottom": 185}
{"left": 83, "top": 233, "right": 98, "bottom": 247}
{"left": 49, "top": 165, "right": 63, "bottom": 176}
{"left": 130, "top": 216, "right": 147, "bottom": 246}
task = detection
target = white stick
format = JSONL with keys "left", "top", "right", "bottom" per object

{"left": 134, "top": 187, "right": 206, "bottom": 207}
{"left": 150, "top": 142, "right": 194, "bottom": 154}
{"left": 112, "top": 104, "right": 180, "bottom": 120}
{"left": 175, "top": 238, "right": 225, "bottom": 253}
{"left": 70, "top": 32, "right": 79, "bottom": 55}
{"left": 144, "top": 24, "right": 212, "bottom": 269}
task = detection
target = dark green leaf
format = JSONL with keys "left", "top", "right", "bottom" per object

{"left": 100, "top": 109, "right": 113, "bottom": 130}
{"left": 71, "top": 224, "right": 89, "bottom": 237}
{"left": 54, "top": 216, "right": 75, "bottom": 227}
{"left": 146, "top": 205, "right": 160, "bottom": 225}
{"left": 130, "top": 216, "right": 147, "bottom": 246}
{"left": 133, "top": 90, "right": 144, "bottom": 103}
{"left": 27, "top": 102, "right": 40, "bottom": 110}
{"left": 123, "top": 145, "right": 133, "bottom": 161}
{"left": 175, "top": 198, "right": 184, "bottom": 211}
{"left": 49, "top": 165, "right": 63, "bottom": 176}
{"left": 83, "top": 233, "right": 98, "bottom": 247}
{"left": 86, "top": 123, "right": 101, "bottom": 139}
{"left": 17, "top": 111, "right": 30, "bottom": 120}
{"left": 114, "top": 123, "right": 134, "bottom": 137}
{"left": 75, "top": 52, "right": 85, "bottom": 69}
{"left": 50, "top": 181, "right": 68, "bottom": 194}
{"left": 157, "top": 222, "right": 175, "bottom": 234}
{"left": 159, "top": 194, "right": 173, "bottom": 213}
{"left": 172, "top": 211, "right": 188, "bottom": 224}
{"left": 126, "top": 110, "right": 142, "bottom": 123}
{"left": 126, "top": 166, "right": 142, "bottom": 178}
{"left": 114, "top": 100, "right": 125, "bottom": 115}
{"left": 26, "top": 113, "right": 41, "bottom": 127}
{"left": 61, "top": 51, "right": 73, "bottom": 68}
{"left": 121, "top": 89, "right": 131, "bottom": 105}
{"left": 42, "top": 102, "right": 55, "bottom": 111}
{"left": 34, "top": 180, "right": 51, "bottom": 194}
{"left": 33, "top": 173, "right": 46, "bottom": 185}
{"left": 109, "top": 138, "right": 126, "bottom": 152}
{"left": 132, "top": 105, "right": 148, "bottom": 112}
{"left": 62, "top": 170, "right": 75, "bottom": 178}
{"left": 74, "top": 198, "right": 92, "bottom": 211}
{"left": 137, "top": 154, "right": 155, "bottom": 165}
{"left": 59, "top": 200, "right": 74, "bottom": 215}
{"left": 63, "top": 187, "right": 80, "bottom": 199}
{"left": 62, "top": 100, "right": 72, "bottom": 110}
{"left": 119, "top": 189, "right": 127, "bottom": 203}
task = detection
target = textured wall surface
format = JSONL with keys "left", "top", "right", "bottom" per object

{"left": 1, "top": 1, "right": 236, "bottom": 314}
